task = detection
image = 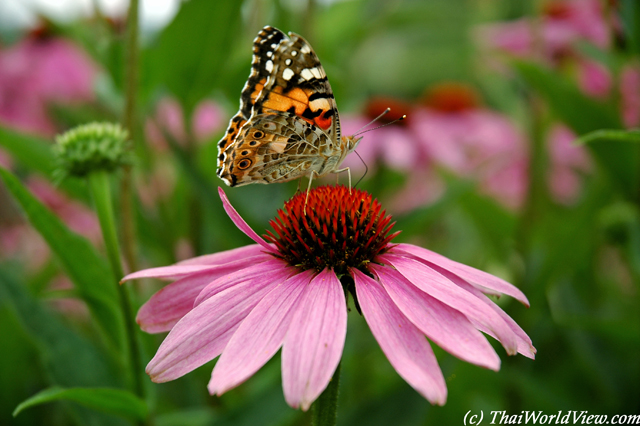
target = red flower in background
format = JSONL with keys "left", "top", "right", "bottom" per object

{"left": 341, "top": 81, "right": 594, "bottom": 211}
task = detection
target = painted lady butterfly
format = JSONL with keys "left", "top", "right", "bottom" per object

{"left": 216, "top": 26, "right": 361, "bottom": 189}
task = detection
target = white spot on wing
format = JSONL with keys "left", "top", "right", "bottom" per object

{"left": 300, "top": 44, "right": 311, "bottom": 54}
{"left": 310, "top": 67, "right": 323, "bottom": 79}
{"left": 271, "top": 43, "right": 277, "bottom": 49}
{"left": 266, "top": 51, "right": 272, "bottom": 57}
{"left": 282, "top": 68, "right": 294, "bottom": 81}
{"left": 300, "top": 68, "right": 314, "bottom": 80}
{"left": 285, "top": 58, "right": 292, "bottom": 66}
{"left": 291, "top": 50, "right": 298, "bottom": 56}
{"left": 265, "top": 60, "right": 274, "bottom": 72}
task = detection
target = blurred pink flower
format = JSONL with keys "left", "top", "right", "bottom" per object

{"left": 389, "top": 168, "right": 447, "bottom": 213}
{"left": 136, "top": 159, "right": 178, "bottom": 208}
{"left": 0, "top": 32, "right": 98, "bottom": 136}
{"left": 1, "top": 177, "right": 101, "bottom": 268}
{"left": 546, "top": 125, "right": 591, "bottom": 204}
{"left": 122, "top": 185, "right": 535, "bottom": 410}
{"left": 340, "top": 115, "right": 421, "bottom": 173}
{"left": 193, "top": 101, "right": 225, "bottom": 141}
{"left": 409, "top": 83, "right": 530, "bottom": 210}
{"left": 577, "top": 58, "right": 612, "bottom": 99}
{"left": 46, "top": 275, "right": 90, "bottom": 320}
{"left": 339, "top": 97, "right": 417, "bottom": 173}
{"left": 621, "top": 64, "right": 640, "bottom": 128}
{"left": 481, "top": 158, "right": 530, "bottom": 211}
{"left": 339, "top": 112, "right": 439, "bottom": 213}
{"left": 0, "top": 149, "right": 12, "bottom": 169}
{"left": 0, "top": 224, "right": 49, "bottom": 269}
{"left": 477, "top": 0, "right": 609, "bottom": 61}
{"left": 145, "top": 97, "right": 225, "bottom": 150}
{"left": 476, "top": 0, "right": 614, "bottom": 101}
{"left": 27, "top": 177, "right": 101, "bottom": 242}
{"left": 343, "top": 82, "right": 593, "bottom": 211}
{"left": 340, "top": 86, "right": 530, "bottom": 211}
{"left": 411, "top": 106, "right": 529, "bottom": 209}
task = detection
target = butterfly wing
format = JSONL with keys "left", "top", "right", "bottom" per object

{"left": 217, "top": 26, "right": 344, "bottom": 186}
{"left": 251, "top": 30, "right": 341, "bottom": 142}
{"left": 217, "top": 27, "right": 288, "bottom": 171}
{"left": 218, "top": 112, "right": 340, "bottom": 186}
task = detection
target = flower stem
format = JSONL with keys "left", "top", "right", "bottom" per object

{"left": 120, "top": 0, "right": 140, "bottom": 273}
{"left": 87, "top": 170, "right": 144, "bottom": 398}
{"left": 312, "top": 362, "right": 341, "bottom": 426}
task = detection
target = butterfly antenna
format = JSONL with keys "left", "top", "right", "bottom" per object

{"left": 353, "top": 150, "right": 368, "bottom": 188}
{"left": 354, "top": 114, "right": 407, "bottom": 137}
{"left": 353, "top": 107, "right": 391, "bottom": 135}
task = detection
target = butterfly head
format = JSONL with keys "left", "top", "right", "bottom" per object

{"left": 343, "top": 135, "right": 363, "bottom": 154}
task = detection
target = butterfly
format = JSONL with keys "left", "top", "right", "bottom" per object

{"left": 216, "top": 26, "right": 362, "bottom": 191}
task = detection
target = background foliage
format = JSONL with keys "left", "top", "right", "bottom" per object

{"left": 0, "top": 0, "right": 639, "bottom": 425}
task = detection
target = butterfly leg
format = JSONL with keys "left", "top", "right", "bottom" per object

{"left": 331, "top": 167, "right": 352, "bottom": 193}
{"left": 304, "top": 170, "right": 320, "bottom": 214}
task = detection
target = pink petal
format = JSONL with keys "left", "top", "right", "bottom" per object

{"left": 121, "top": 264, "right": 216, "bottom": 282}
{"left": 146, "top": 265, "right": 282, "bottom": 382}
{"left": 282, "top": 269, "right": 347, "bottom": 411}
{"left": 137, "top": 255, "right": 277, "bottom": 333}
{"left": 218, "top": 187, "right": 277, "bottom": 253}
{"left": 137, "top": 270, "right": 218, "bottom": 334}
{"left": 395, "top": 243, "right": 530, "bottom": 306}
{"left": 382, "top": 253, "right": 519, "bottom": 355}
{"left": 352, "top": 268, "right": 447, "bottom": 406}
{"left": 447, "top": 275, "right": 536, "bottom": 359}
{"left": 177, "top": 244, "right": 269, "bottom": 266}
{"left": 370, "top": 264, "right": 500, "bottom": 371}
{"left": 194, "top": 258, "right": 292, "bottom": 306}
{"left": 208, "top": 270, "right": 316, "bottom": 395}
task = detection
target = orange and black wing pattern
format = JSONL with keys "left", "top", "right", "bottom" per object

{"left": 217, "top": 26, "right": 343, "bottom": 186}
{"left": 216, "top": 27, "right": 287, "bottom": 171}
{"left": 251, "top": 28, "right": 340, "bottom": 140}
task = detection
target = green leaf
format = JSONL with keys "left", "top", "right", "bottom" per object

{"left": 621, "top": 0, "right": 640, "bottom": 56}
{"left": 576, "top": 129, "right": 640, "bottom": 145}
{"left": 163, "top": 133, "right": 248, "bottom": 252}
{"left": 0, "top": 125, "right": 88, "bottom": 200}
{"left": 458, "top": 188, "right": 517, "bottom": 257}
{"left": 0, "top": 269, "right": 127, "bottom": 426}
{"left": 0, "top": 168, "right": 125, "bottom": 352}
{"left": 0, "top": 126, "right": 55, "bottom": 174}
{"left": 0, "top": 270, "right": 116, "bottom": 388}
{"left": 142, "top": 0, "right": 242, "bottom": 114}
{"left": 514, "top": 61, "right": 639, "bottom": 198}
{"left": 513, "top": 61, "right": 622, "bottom": 133}
{"left": 575, "top": 130, "right": 640, "bottom": 201}
{"left": 13, "top": 387, "right": 147, "bottom": 421}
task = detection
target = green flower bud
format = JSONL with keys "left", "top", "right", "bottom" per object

{"left": 54, "top": 122, "right": 131, "bottom": 179}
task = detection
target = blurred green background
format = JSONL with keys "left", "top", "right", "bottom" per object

{"left": 0, "top": 0, "right": 639, "bottom": 425}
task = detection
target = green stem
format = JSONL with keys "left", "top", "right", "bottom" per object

{"left": 311, "top": 362, "right": 341, "bottom": 426}
{"left": 89, "top": 171, "right": 124, "bottom": 278}
{"left": 517, "top": 94, "right": 547, "bottom": 257}
{"left": 120, "top": 0, "right": 140, "bottom": 273}
{"left": 87, "top": 171, "right": 144, "bottom": 399}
